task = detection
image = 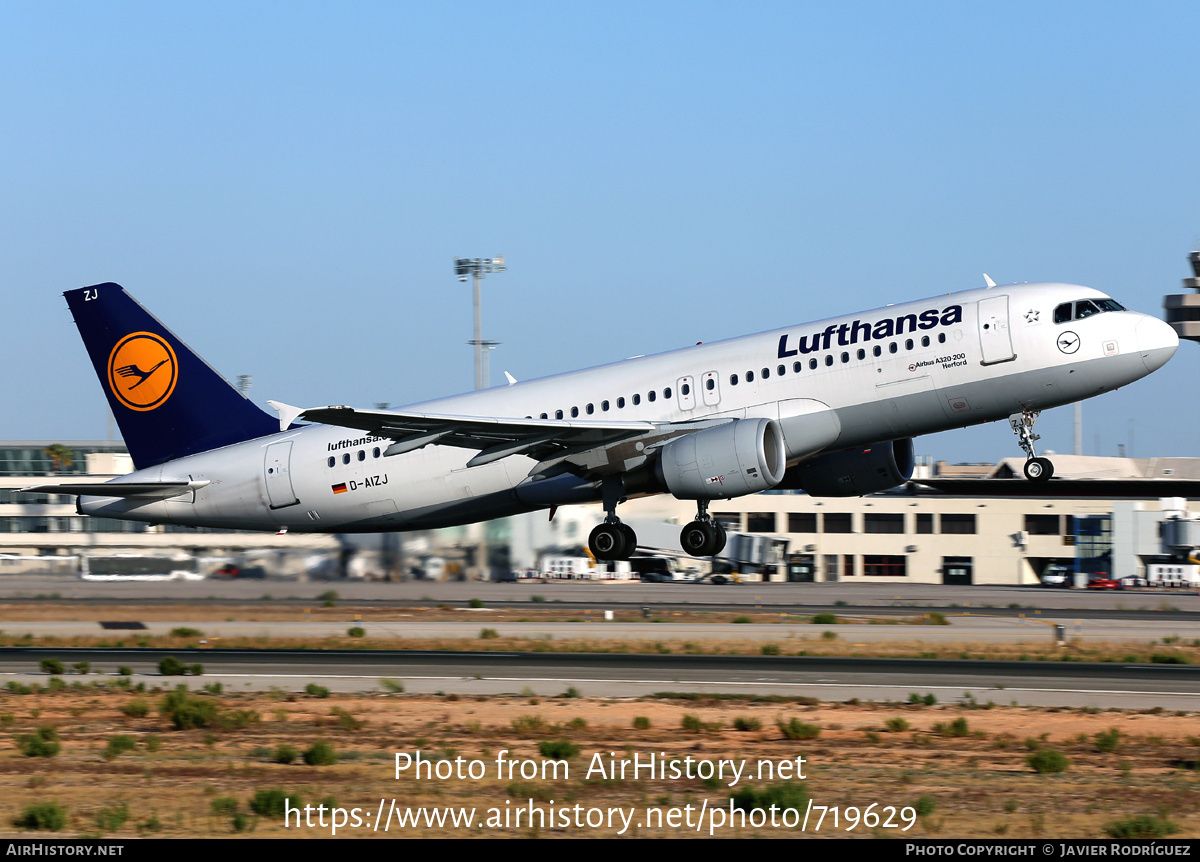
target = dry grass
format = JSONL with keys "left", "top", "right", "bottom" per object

{"left": 0, "top": 687, "right": 1197, "bottom": 838}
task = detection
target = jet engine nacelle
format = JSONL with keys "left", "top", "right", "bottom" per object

{"left": 778, "top": 438, "right": 915, "bottom": 497}
{"left": 655, "top": 418, "right": 786, "bottom": 500}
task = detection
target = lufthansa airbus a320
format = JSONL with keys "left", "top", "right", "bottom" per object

{"left": 23, "top": 279, "right": 1178, "bottom": 560}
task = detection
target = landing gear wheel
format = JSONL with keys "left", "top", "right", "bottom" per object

{"left": 680, "top": 520, "right": 719, "bottom": 557}
{"left": 589, "top": 523, "right": 628, "bottom": 560}
{"left": 618, "top": 524, "right": 637, "bottom": 559}
{"left": 711, "top": 521, "right": 727, "bottom": 556}
{"left": 1024, "top": 457, "right": 1054, "bottom": 482}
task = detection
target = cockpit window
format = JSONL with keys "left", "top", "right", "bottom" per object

{"left": 1054, "top": 297, "right": 1126, "bottom": 324}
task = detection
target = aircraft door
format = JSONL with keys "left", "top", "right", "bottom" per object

{"left": 978, "top": 295, "right": 1016, "bottom": 365}
{"left": 264, "top": 441, "right": 299, "bottom": 509}
{"left": 700, "top": 371, "right": 720, "bottom": 406}
{"left": 676, "top": 375, "right": 696, "bottom": 411}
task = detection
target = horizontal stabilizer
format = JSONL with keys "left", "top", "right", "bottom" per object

{"left": 20, "top": 480, "right": 209, "bottom": 500}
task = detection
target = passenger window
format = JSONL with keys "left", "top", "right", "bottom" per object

{"left": 617, "top": 397, "right": 626, "bottom": 408}
{"left": 809, "top": 358, "right": 817, "bottom": 369}
{"left": 664, "top": 387, "right": 671, "bottom": 398}
{"left": 540, "top": 413, "right": 548, "bottom": 419}
{"left": 938, "top": 333, "right": 946, "bottom": 343}
{"left": 342, "top": 454, "right": 350, "bottom": 465}
{"left": 792, "top": 361, "right": 801, "bottom": 373}
{"left": 555, "top": 410, "right": 563, "bottom": 420}
{"left": 1054, "top": 303, "right": 1072, "bottom": 324}
{"left": 327, "top": 457, "right": 335, "bottom": 468}
{"left": 921, "top": 336, "right": 929, "bottom": 347}
{"left": 706, "top": 378, "right": 715, "bottom": 390}
{"left": 889, "top": 343, "right": 898, "bottom": 354}
{"left": 601, "top": 400, "right": 609, "bottom": 411}
{"left": 633, "top": 394, "right": 641, "bottom": 405}
{"left": 777, "top": 364, "right": 785, "bottom": 376}
{"left": 873, "top": 345, "right": 882, "bottom": 357}
{"left": 586, "top": 403, "right": 594, "bottom": 415}
{"left": 746, "top": 370, "right": 755, "bottom": 382}
{"left": 358, "top": 450, "right": 365, "bottom": 461}
{"left": 761, "top": 368, "right": 769, "bottom": 379}
{"left": 824, "top": 355, "right": 833, "bottom": 366}
{"left": 373, "top": 447, "right": 380, "bottom": 458}
{"left": 905, "top": 339, "right": 913, "bottom": 350}
{"left": 570, "top": 406, "right": 579, "bottom": 417}
{"left": 840, "top": 352, "right": 849, "bottom": 363}
{"left": 680, "top": 384, "right": 690, "bottom": 396}
{"left": 729, "top": 374, "right": 738, "bottom": 385}
{"left": 856, "top": 348, "right": 865, "bottom": 360}
{"left": 648, "top": 391, "right": 657, "bottom": 402}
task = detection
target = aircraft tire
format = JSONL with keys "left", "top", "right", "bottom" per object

{"left": 1024, "top": 457, "right": 1054, "bottom": 482}
{"left": 711, "top": 521, "right": 727, "bottom": 556}
{"left": 589, "top": 524, "right": 626, "bottom": 560}
{"left": 618, "top": 523, "right": 637, "bottom": 560}
{"left": 680, "top": 520, "right": 719, "bottom": 557}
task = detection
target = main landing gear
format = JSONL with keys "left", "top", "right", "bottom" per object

{"left": 588, "top": 477, "right": 637, "bottom": 561}
{"left": 679, "top": 500, "right": 727, "bottom": 558}
{"left": 1009, "top": 408, "right": 1054, "bottom": 483}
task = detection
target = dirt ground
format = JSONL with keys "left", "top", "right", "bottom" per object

{"left": 0, "top": 685, "right": 1198, "bottom": 839}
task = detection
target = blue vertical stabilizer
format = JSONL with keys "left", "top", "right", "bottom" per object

{"left": 66, "top": 283, "right": 279, "bottom": 469}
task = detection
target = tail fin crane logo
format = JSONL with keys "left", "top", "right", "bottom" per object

{"left": 106, "top": 332, "right": 178, "bottom": 411}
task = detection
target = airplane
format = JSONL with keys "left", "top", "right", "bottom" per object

{"left": 22, "top": 279, "right": 1178, "bottom": 561}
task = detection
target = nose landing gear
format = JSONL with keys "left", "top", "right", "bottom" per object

{"left": 679, "top": 500, "right": 727, "bottom": 557}
{"left": 1010, "top": 409, "right": 1054, "bottom": 482}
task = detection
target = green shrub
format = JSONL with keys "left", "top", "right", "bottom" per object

{"left": 1026, "top": 747, "right": 1070, "bottom": 774}
{"left": 211, "top": 797, "right": 238, "bottom": 816}
{"left": 118, "top": 666, "right": 133, "bottom": 676}
{"left": 731, "top": 783, "right": 807, "bottom": 813}
{"left": 777, "top": 718, "right": 821, "bottom": 740}
{"left": 104, "top": 735, "right": 137, "bottom": 760}
{"left": 347, "top": 626, "right": 366, "bottom": 638}
{"left": 14, "top": 802, "right": 66, "bottom": 831}
{"left": 380, "top": 679, "right": 404, "bottom": 693}
{"left": 732, "top": 616, "right": 752, "bottom": 624}
{"left": 170, "top": 627, "right": 204, "bottom": 638}
{"left": 316, "top": 590, "right": 339, "bottom": 602}
{"left": 158, "top": 656, "right": 186, "bottom": 676}
{"left": 934, "top": 717, "right": 970, "bottom": 737}
{"left": 16, "top": 726, "right": 60, "bottom": 758}
{"left": 479, "top": 628, "right": 499, "bottom": 640}
{"left": 305, "top": 683, "right": 331, "bottom": 698}
{"left": 47, "top": 677, "right": 66, "bottom": 692}
{"left": 537, "top": 738, "right": 580, "bottom": 759}
{"left": 72, "top": 661, "right": 90, "bottom": 674}
{"left": 1103, "top": 814, "right": 1179, "bottom": 839}
{"left": 274, "top": 744, "right": 299, "bottom": 765}
{"left": 632, "top": 716, "right": 651, "bottom": 730}
{"left": 914, "top": 795, "right": 937, "bottom": 817}
{"left": 204, "top": 682, "right": 223, "bottom": 695}
{"left": 159, "top": 688, "right": 220, "bottom": 730}
{"left": 331, "top": 707, "right": 362, "bottom": 730}
{"left": 761, "top": 644, "right": 780, "bottom": 655}
{"left": 886, "top": 717, "right": 910, "bottom": 732}
{"left": 734, "top": 717, "right": 762, "bottom": 732}
{"left": 561, "top": 687, "right": 580, "bottom": 698}
{"left": 94, "top": 802, "right": 128, "bottom": 832}
{"left": 1094, "top": 728, "right": 1122, "bottom": 753}
{"left": 811, "top": 613, "right": 838, "bottom": 625}
{"left": 303, "top": 741, "right": 338, "bottom": 766}
{"left": 39, "top": 658, "right": 64, "bottom": 675}
{"left": 250, "top": 789, "right": 298, "bottom": 818}
{"left": 468, "top": 598, "right": 484, "bottom": 608}
{"left": 120, "top": 699, "right": 149, "bottom": 718}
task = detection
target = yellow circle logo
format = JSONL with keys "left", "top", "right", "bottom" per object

{"left": 106, "top": 332, "right": 178, "bottom": 412}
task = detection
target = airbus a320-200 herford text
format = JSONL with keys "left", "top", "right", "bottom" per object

{"left": 24, "top": 278, "right": 1178, "bottom": 561}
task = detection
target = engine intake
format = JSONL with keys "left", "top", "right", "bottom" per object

{"left": 779, "top": 438, "right": 914, "bottom": 497}
{"left": 655, "top": 418, "right": 786, "bottom": 500}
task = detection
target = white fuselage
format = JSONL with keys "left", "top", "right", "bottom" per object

{"left": 80, "top": 283, "right": 1178, "bottom": 532}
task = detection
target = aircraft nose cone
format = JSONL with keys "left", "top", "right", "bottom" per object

{"left": 1135, "top": 315, "right": 1179, "bottom": 373}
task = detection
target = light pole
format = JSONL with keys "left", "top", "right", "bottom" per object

{"left": 454, "top": 256, "right": 506, "bottom": 390}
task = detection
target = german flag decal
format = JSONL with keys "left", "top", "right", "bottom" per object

{"left": 332, "top": 483, "right": 348, "bottom": 494}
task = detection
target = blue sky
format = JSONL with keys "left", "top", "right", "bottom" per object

{"left": 2, "top": 2, "right": 1198, "bottom": 463}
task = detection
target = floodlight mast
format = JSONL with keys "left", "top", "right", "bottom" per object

{"left": 455, "top": 256, "right": 506, "bottom": 390}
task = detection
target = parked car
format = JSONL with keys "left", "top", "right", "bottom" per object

{"left": 1086, "top": 578, "right": 1122, "bottom": 590}
{"left": 1041, "top": 565, "right": 1072, "bottom": 587}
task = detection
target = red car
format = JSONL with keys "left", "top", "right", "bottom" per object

{"left": 1086, "top": 578, "right": 1122, "bottom": 590}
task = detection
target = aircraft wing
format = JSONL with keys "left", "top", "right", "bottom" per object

{"left": 298, "top": 405, "right": 729, "bottom": 479}
{"left": 20, "top": 480, "right": 210, "bottom": 500}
